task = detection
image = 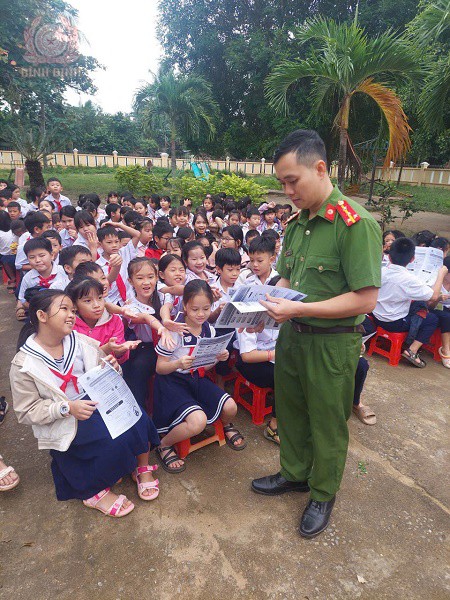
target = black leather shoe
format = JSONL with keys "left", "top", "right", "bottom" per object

{"left": 251, "top": 472, "right": 309, "bottom": 496}
{"left": 299, "top": 497, "right": 336, "bottom": 538}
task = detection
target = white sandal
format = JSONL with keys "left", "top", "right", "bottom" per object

{"left": 438, "top": 347, "right": 450, "bottom": 369}
{"left": 0, "top": 455, "right": 20, "bottom": 491}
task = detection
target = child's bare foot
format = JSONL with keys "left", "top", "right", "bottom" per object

{"left": 0, "top": 457, "right": 20, "bottom": 491}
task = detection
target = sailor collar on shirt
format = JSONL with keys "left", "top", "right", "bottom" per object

{"left": 129, "top": 296, "right": 156, "bottom": 315}
{"left": 178, "top": 320, "right": 211, "bottom": 347}
{"left": 21, "top": 331, "right": 79, "bottom": 374}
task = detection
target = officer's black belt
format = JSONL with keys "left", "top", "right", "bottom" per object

{"left": 290, "top": 321, "right": 365, "bottom": 334}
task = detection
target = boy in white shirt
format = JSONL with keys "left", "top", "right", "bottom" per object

{"left": 16, "top": 238, "right": 67, "bottom": 318}
{"left": 237, "top": 236, "right": 279, "bottom": 287}
{"left": 96, "top": 222, "right": 139, "bottom": 305}
{"left": 373, "top": 237, "right": 447, "bottom": 367}
{"left": 45, "top": 177, "right": 71, "bottom": 212}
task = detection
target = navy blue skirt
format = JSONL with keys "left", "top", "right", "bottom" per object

{"left": 50, "top": 409, "right": 160, "bottom": 501}
{"left": 153, "top": 371, "right": 230, "bottom": 434}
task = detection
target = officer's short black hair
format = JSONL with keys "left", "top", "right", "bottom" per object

{"left": 389, "top": 237, "right": 416, "bottom": 266}
{"left": 249, "top": 236, "right": 276, "bottom": 256}
{"left": 273, "top": 129, "right": 327, "bottom": 167}
{"left": 215, "top": 248, "right": 241, "bottom": 270}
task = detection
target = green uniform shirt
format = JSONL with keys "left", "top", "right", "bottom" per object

{"left": 276, "top": 186, "right": 382, "bottom": 328}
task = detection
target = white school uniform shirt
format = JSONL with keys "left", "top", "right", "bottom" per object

{"left": 17, "top": 198, "right": 29, "bottom": 217}
{"left": 0, "top": 230, "right": 15, "bottom": 255}
{"left": 440, "top": 284, "right": 450, "bottom": 308}
{"left": 147, "top": 206, "right": 156, "bottom": 223}
{"left": 185, "top": 268, "right": 217, "bottom": 286}
{"left": 155, "top": 208, "right": 170, "bottom": 220}
{"left": 44, "top": 193, "right": 71, "bottom": 211}
{"left": 59, "top": 228, "right": 77, "bottom": 249}
{"left": 235, "top": 328, "right": 279, "bottom": 363}
{"left": 18, "top": 263, "right": 67, "bottom": 302}
{"left": 125, "top": 292, "right": 164, "bottom": 343}
{"left": 236, "top": 267, "right": 279, "bottom": 288}
{"left": 155, "top": 320, "right": 216, "bottom": 374}
{"left": 136, "top": 241, "right": 148, "bottom": 257}
{"left": 96, "top": 239, "right": 136, "bottom": 304}
{"left": 258, "top": 221, "right": 281, "bottom": 234}
{"left": 15, "top": 232, "right": 33, "bottom": 269}
{"left": 373, "top": 264, "right": 434, "bottom": 322}
{"left": 157, "top": 281, "right": 183, "bottom": 318}
{"left": 72, "top": 231, "right": 90, "bottom": 249}
{"left": 211, "top": 278, "right": 237, "bottom": 316}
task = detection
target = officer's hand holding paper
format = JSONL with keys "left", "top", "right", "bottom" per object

{"left": 78, "top": 360, "right": 142, "bottom": 439}
{"left": 215, "top": 284, "right": 307, "bottom": 330}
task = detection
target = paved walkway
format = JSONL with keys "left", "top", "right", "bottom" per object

{"left": 0, "top": 286, "right": 448, "bottom": 599}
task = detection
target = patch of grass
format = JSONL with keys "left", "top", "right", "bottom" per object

{"left": 396, "top": 184, "right": 450, "bottom": 215}
{"left": 252, "top": 175, "right": 282, "bottom": 190}
{"left": 357, "top": 461, "right": 368, "bottom": 476}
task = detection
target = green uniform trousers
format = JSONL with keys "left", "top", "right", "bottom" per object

{"left": 275, "top": 322, "right": 361, "bottom": 502}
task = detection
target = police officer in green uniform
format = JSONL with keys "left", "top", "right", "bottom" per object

{"left": 251, "top": 130, "right": 382, "bottom": 538}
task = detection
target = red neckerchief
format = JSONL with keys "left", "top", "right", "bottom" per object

{"left": 107, "top": 262, "right": 127, "bottom": 301}
{"left": 38, "top": 273, "right": 56, "bottom": 288}
{"left": 49, "top": 364, "right": 79, "bottom": 393}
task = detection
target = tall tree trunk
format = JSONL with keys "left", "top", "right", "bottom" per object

{"left": 40, "top": 101, "right": 48, "bottom": 168}
{"left": 170, "top": 137, "right": 177, "bottom": 171}
{"left": 337, "top": 94, "right": 351, "bottom": 190}
{"left": 25, "top": 159, "right": 45, "bottom": 188}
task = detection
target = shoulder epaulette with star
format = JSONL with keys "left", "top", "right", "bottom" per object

{"left": 286, "top": 210, "right": 300, "bottom": 225}
{"left": 336, "top": 198, "right": 360, "bottom": 226}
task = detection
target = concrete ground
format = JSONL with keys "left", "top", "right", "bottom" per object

{"left": 0, "top": 286, "right": 449, "bottom": 600}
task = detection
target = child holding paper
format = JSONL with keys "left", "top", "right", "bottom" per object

{"left": 10, "top": 289, "right": 161, "bottom": 517}
{"left": 153, "top": 280, "right": 246, "bottom": 473}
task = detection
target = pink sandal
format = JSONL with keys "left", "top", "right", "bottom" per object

{"left": 132, "top": 465, "right": 159, "bottom": 501}
{"left": 83, "top": 488, "right": 134, "bottom": 517}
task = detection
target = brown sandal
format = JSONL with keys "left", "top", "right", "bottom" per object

{"left": 352, "top": 404, "right": 376, "bottom": 425}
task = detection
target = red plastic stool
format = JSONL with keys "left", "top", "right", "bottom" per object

{"left": 206, "top": 350, "right": 239, "bottom": 385}
{"left": 367, "top": 327, "right": 407, "bottom": 366}
{"left": 233, "top": 374, "right": 273, "bottom": 425}
{"left": 174, "top": 419, "right": 226, "bottom": 459}
{"left": 422, "top": 329, "right": 442, "bottom": 362}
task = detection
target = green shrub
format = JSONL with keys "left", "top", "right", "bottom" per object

{"left": 114, "top": 166, "right": 164, "bottom": 196}
{"left": 169, "top": 172, "right": 265, "bottom": 203}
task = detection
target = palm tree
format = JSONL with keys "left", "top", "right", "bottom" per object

{"left": 265, "top": 17, "right": 421, "bottom": 188}
{"left": 407, "top": 0, "right": 450, "bottom": 134}
{"left": 134, "top": 69, "right": 219, "bottom": 171}
{"left": 5, "top": 121, "right": 54, "bottom": 187}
